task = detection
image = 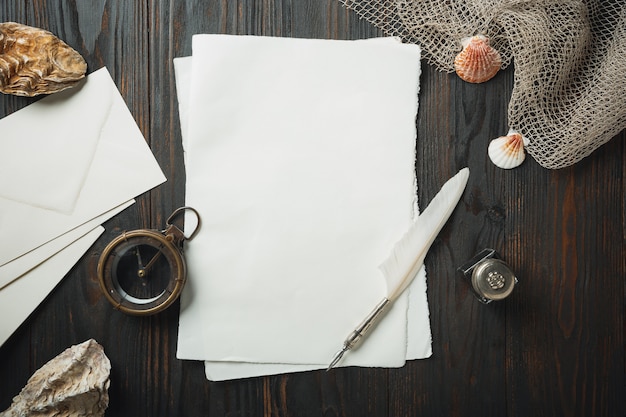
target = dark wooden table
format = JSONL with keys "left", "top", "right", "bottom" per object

{"left": 1, "top": 1, "right": 624, "bottom": 416}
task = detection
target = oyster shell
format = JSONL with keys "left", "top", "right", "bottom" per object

{"left": 0, "top": 339, "right": 110, "bottom": 417}
{"left": 488, "top": 130, "right": 529, "bottom": 169}
{"left": 0, "top": 22, "right": 87, "bottom": 97}
{"left": 454, "top": 35, "right": 501, "bottom": 83}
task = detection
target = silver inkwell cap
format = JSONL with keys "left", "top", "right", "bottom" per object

{"left": 471, "top": 258, "right": 516, "bottom": 301}
{"left": 458, "top": 248, "right": 518, "bottom": 304}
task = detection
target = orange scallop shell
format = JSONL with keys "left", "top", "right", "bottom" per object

{"left": 454, "top": 35, "right": 502, "bottom": 83}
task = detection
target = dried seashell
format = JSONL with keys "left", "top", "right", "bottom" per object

{"left": 488, "top": 130, "right": 529, "bottom": 169}
{"left": 0, "top": 339, "right": 110, "bottom": 417}
{"left": 454, "top": 35, "right": 502, "bottom": 83}
{"left": 0, "top": 22, "right": 87, "bottom": 97}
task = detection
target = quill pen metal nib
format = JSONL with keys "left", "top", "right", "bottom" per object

{"left": 327, "top": 298, "right": 391, "bottom": 371}
{"left": 326, "top": 168, "right": 470, "bottom": 370}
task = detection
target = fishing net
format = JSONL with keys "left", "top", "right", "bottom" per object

{"left": 340, "top": 0, "right": 626, "bottom": 169}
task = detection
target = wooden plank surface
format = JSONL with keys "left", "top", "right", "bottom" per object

{"left": 0, "top": 1, "right": 624, "bottom": 416}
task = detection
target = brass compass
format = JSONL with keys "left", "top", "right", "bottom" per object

{"left": 97, "top": 207, "right": 201, "bottom": 316}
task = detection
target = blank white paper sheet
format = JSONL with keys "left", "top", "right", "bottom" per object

{"left": 176, "top": 35, "right": 431, "bottom": 377}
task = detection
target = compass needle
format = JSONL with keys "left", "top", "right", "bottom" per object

{"left": 135, "top": 247, "right": 144, "bottom": 268}
{"left": 143, "top": 251, "right": 163, "bottom": 274}
{"left": 135, "top": 248, "right": 146, "bottom": 278}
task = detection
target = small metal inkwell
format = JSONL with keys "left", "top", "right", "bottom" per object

{"left": 457, "top": 248, "right": 517, "bottom": 304}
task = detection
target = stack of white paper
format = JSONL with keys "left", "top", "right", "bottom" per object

{"left": 175, "top": 35, "right": 431, "bottom": 381}
{"left": 0, "top": 68, "right": 166, "bottom": 346}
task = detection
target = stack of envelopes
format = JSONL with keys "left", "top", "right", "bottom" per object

{"left": 175, "top": 35, "right": 432, "bottom": 381}
{"left": 0, "top": 68, "right": 166, "bottom": 346}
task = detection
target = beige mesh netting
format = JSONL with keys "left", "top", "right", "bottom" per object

{"left": 340, "top": 0, "right": 626, "bottom": 169}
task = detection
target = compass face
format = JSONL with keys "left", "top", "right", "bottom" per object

{"left": 97, "top": 230, "right": 186, "bottom": 315}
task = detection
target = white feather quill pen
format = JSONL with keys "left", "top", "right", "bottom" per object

{"left": 327, "top": 167, "right": 470, "bottom": 369}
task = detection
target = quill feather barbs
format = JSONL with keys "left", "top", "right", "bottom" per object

{"left": 381, "top": 167, "right": 469, "bottom": 301}
{"left": 327, "top": 168, "right": 469, "bottom": 369}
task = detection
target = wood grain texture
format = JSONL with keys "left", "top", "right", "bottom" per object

{"left": 0, "top": 1, "right": 624, "bottom": 416}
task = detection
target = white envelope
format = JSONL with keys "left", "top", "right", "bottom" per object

{"left": 0, "top": 200, "right": 134, "bottom": 291}
{"left": 0, "top": 67, "right": 167, "bottom": 267}
{"left": 0, "top": 78, "right": 107, "bottom": 213}
{"left": 176, "top": 35, "right": 424, "bottom": 369}
{"left": 0, "top": 200, "right": 133, "bottom": 346}
{"left": 0, "top": 226, "right": 104, "bottom": 346}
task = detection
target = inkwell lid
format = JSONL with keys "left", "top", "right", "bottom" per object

{"left": 471, "top": 258, "right": 516, "bottom": 301}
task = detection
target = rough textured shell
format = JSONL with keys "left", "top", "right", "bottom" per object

{"left": 488, "top": 131, "right": 528, "bottom": 169}
{"left": 0, "top": 22, "right": 87, "bottom": 97}
{"left": 454, "top": 35, "right": 502, "bottom": 83}
{"left": 0, "top": 339, "right": 110, "bottom": 417}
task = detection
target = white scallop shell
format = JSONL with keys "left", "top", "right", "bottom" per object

{"left": 488, "top": 130, "right": 529, "bottom": 169}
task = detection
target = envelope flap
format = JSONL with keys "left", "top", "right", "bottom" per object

{"left": 0, "top": 74, "right": 113, "bottom": 214}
